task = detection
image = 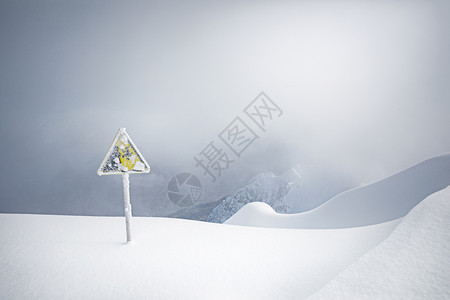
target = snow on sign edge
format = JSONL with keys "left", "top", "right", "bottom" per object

{"left": 97, "top": 128, "right": 150, "bottom": 176}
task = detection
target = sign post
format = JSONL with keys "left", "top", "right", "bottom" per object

{"left": 122, "top": 172, "right": 132, "bottom": 242}
{"left": 97, "top": 128, "right": 150, "bottom": 243}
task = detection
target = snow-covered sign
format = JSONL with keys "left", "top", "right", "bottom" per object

{"left": 97, "top": 128, "right": 150, "bottom": 243}
{"left": 97, "top": 128, "right": 150, "bottom": 175}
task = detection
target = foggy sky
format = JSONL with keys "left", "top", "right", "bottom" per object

{"left": 1, "top": 0, "right": 449, "bottom": 216}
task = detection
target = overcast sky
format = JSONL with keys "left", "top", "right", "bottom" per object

{"left": 1, "top": 0, "right": 449, "bottom": 215}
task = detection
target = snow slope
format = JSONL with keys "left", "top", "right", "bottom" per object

{"left": 227, "top": 153, "right": 450, "bottom": 228}
{"left": 309, "top": 186, "right": 450, "bottom": 299}
{"left": 0, "top": 214, "right": 397, "bottom": 299}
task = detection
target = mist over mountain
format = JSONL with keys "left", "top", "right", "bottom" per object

{"left": 1, "top": 0, "right": 449, "bottom": 216}
{"left": 207, "top": 172, "right": 293, "bottom": 223}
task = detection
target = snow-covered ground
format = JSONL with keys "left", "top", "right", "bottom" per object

{"left": 309, "top": 186, "right": 450, "bottom": 299}
{"left": 0, "top": 212, "right": 397, "bottom": 299}
{"left": 1, "top": 154, "right": 449, "bottom": 299}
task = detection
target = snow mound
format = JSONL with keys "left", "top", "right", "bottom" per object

{"left": 309, "top": 186, "right": 450, "bottom": 299}
{"left": 224, "top": 202, "right": 277, "bottom": 227}
{"left": 227, "top": 153, "right": 450, "bottom": 228}
{"left": 207, "top": 172, "right": 294, "bottom": 223}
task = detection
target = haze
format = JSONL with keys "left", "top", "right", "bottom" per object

{"left": 0, "top": 0, "right": 449, "bottom": 216}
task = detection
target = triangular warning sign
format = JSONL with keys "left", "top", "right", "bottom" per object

{"left": 97, "top": 128, "right": 150, "bottom": 176}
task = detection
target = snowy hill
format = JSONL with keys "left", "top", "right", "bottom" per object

{"left": 227, "top": 153, "right": 450, "bottom": 228}
{"left": 207, "top": 171, "right": 297, "bottom": 223}
{"left": 0, "top": 214, "right": 397, "bottom": 299}
{"left": 2, "top": 186, "right": 449, "bottom": 299}
{"left": 309, "top": 186, "right": 450, "bottom": 299}
{"left": 282, "top": 164, "right": 353, "bottom": 213}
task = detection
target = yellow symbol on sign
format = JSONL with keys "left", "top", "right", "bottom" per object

{"left": 97, "top": 128, "right": 150, "bottom": 175}
{"left": 116, "top": 134, "right": 146, "bottom": 172}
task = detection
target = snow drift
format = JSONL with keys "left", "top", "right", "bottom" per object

{"left": 309, "top": 186, "right": 450, "bottom": 299}
{"left": 227, "top": 153, "right": 450, "bottom": 228}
